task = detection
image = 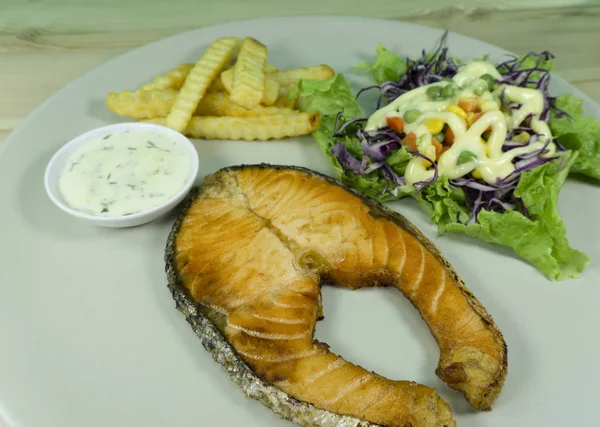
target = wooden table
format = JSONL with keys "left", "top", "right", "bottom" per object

{"left": 1, "top": 1, "right": 599, "bottom": 145}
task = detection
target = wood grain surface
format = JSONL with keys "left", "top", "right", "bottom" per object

{"left": 1, "top": 1, "right": 599, "bottom": 144}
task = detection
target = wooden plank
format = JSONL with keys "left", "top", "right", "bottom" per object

{"left": 576, "top": 81, "right": 600, "bottom": 103}
{"left": 0, "top": 0, "right": 590, "bottom": 40}
{"left": 0, "top": 6, "right": 596, "bottom": 54}
{"left": 0, "top": 130, "right": 11, "bottom": 146}
{"left": 0, "top": 5, "right": 598, "bottom": 144}
{"left": 0, "top": 49, "right": 125, "bottom": 134}
{"left": 410, "top": 5, "right": 600, "bottom": 83}
{"left": 1, "top": 5, "right": 597, "bottom": 76}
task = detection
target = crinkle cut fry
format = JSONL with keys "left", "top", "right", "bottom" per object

{"left": 230, "top": 37, "right": 269, "bottom": 109}
{"left": 165, "top": 37, "right": 240, "bottom": 132}
{"left": 147, "top": 112, "right": 320, "bottom": 141}
{"left": 106, "top": 90, "right": 295, "bottom": 119}
{"left": 139, "top": 63, "right": 194, "bottom": 91}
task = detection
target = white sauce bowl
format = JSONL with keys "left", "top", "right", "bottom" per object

{"left": 44, "top": 122, "right": 199, "bottom": 228}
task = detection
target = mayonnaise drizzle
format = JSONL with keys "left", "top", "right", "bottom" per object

{"left": 364, "top": 60, "right": 556, "bottom": 186}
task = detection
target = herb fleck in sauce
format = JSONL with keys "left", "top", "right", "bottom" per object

{"left": 58, "top": 130, "right": 192, "bottom": 217}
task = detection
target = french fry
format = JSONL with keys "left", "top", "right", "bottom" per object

{"left": 207, "top": 64, "right": 234, "bottom": 92}
{"left": 106, "top": 89, "right": 178, "bottom": 119}
{"left": 274, "top": 92, "right": 297, "bottom": 109}
{"left": 206, "top": 77, "right": 226, "bottom": 93}
{"left": 146, "top": 112, "right": 321, "bottom": 141}
{"left": 221, "top": 68, "right": 279, "bottom": 106}
{"left": 276, "top": 65, "right": 335, "bottom": 86}
{"left": 274, "top": 83, "right": 301, "bottom": 109}
{"left": 195, "top": 93, "right": 296, "bottom": 117}
{"left": 230, "top": 37, "right": 268, "bottom": 109}
{"left": 271, "top": 65, "right": 335, "bottom": 109}
{"left": 223, "top": 65, "right": 334, "bottom": 93}
{"left": 139, "top": 63, "right": 194, "bottom": 91}
{"left": 165, "top": 37, "right": 240, "bottom": 132}
{"left": 219, "top": 68, "right": 234, "bottom": 91}
{"left": 105, "top": 34, "right": 335, "bottom": 142}
{"left": 223, "top": 64, "right": 333, "bottom": 108}
{"left": 106, "top": 89, "right": 296, "bottom": 119}
{"left": 261, "top": 76, "right": 280, "bottom": 106}
{"left": 134, "top": 60, "right": 276, "bottom": 94}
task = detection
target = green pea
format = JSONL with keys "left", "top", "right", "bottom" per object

{"left": 457, "top": 151, "right": 478, "bottom": 165}
{"left": 426, "top": 85, "right": 443, "bottom": 100}
{"left": 433, "top": 132, "right": 445, "bottom": 143}
{"left": 471, "top": 79, "right": 488, "bottom": 96}
{"left": 441, "top": 83, "right": 458, "bottom": 99}
{"left": 480, "top": 73, "right": 496, "bottom": 91}
{"left": 403, "top": 109, "right": 421, "bottom": 124}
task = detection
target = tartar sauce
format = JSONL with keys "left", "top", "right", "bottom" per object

{"left": 365, "top": 60, "right": 556, "bottom": 186}
{"left": 58, "top": 130, "right": 193, "bottom": 217}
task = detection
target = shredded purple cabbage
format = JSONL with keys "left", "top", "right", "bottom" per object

{"left": 496, "top": 51, "right": 571, "bottom": 122}
{"left": 358, "top": 129, "right": 401, "bottom": 161}
{"left": 451, "top": 177, "right": 518, "bottom": 224}
{"left": 330, "top": 111, "right": 408, "bottom": 196}
{"left": 329, "top": 39, "right": 568, "bottom": 224}
{"left": 331, "top": 143, "right": 363, "bottom": 174}
{"left": 359, "top": 31, "right": 460, "bottom": 107}
{"left": 452, "top": 177, "right": 524, "bottom": 225}
{"left": 380, "top": 164, "right": 407, "bottom": 187}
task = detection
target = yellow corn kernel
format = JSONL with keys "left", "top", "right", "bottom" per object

{"left": 466, "top": 112, "right": 476, "bottom": 127}
{"left": 480, "top": 100, "right": 499, "bottom": 112}
{"left": 472, "top": 169, "right": 483, "bottom": 179}
{"left": 445, "top": 105, "right": 467, "bottom": 121}
{"left": 425, "top": 118, "right": 444, "bottom": 134}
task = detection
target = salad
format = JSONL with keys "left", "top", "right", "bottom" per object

{"left": 295, "top": 34, "right": 600, "bottom": 280}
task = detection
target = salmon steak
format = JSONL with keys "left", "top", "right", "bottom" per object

{"left": 165, "top": 165, "right": 507, "bottom": 427}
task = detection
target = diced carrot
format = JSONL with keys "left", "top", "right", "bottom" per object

{"left": 444, "top": 127, "right": 455, "bottom": 145}
{"left": 470, "top": 111, "right": 492, "bottom": 131}
{"left": 432, "top": 139, "right": 443, "bottom": 160}
{"left": 458, "top": 98, "right": 479, "bottom": 113}
{"left": 386, "top": 116, "right": 404, "bottom": 133}
{"left": 472, "top": 112, "right": 484, "bottom": 123}
{"left": 441, "top": 146, "right": 451, "bottom": 155}
{"left": 401, "top": 132, "right": 418, "bottom": 152}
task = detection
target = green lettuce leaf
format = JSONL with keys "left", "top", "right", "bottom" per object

{"left": 313, "top": 114, "right": 414, "bottom": 202}
{"left": 295, "top": 74, "right": 363, "bottom": 119}
{"left": 417, "top": 152, "right": 589, "bottom": 280}
{"left": 385, "top": 147, "right": 412, "bottom": 175}
{"left": 355, "top": 44, "right": 407, "bottom": 84}
{"left": 296, "top": 73, "right": 413, "bottom": 202}
{"left": 549, "top": 93, "right": 600, "bottom": 180}
{"left": 416, "top": 176, "right": 471, "bottom": 229}
{"left": 295, "top": 73, "right": 363, "bottom": 175}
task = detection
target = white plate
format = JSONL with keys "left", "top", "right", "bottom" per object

{"left": 0, "top": 16, "right": 599, "bottom": 427}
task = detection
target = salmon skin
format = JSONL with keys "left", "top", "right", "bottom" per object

{"left": 165, "top": 164, "right": 507, "bottom": 427}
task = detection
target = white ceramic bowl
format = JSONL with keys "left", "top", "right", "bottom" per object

{"left": 44, "top": 122, "right": 199, "bottom": 228}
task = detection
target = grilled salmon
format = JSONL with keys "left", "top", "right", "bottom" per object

{"left": 165, "top": 165, "right": 507, "bottom": 427}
